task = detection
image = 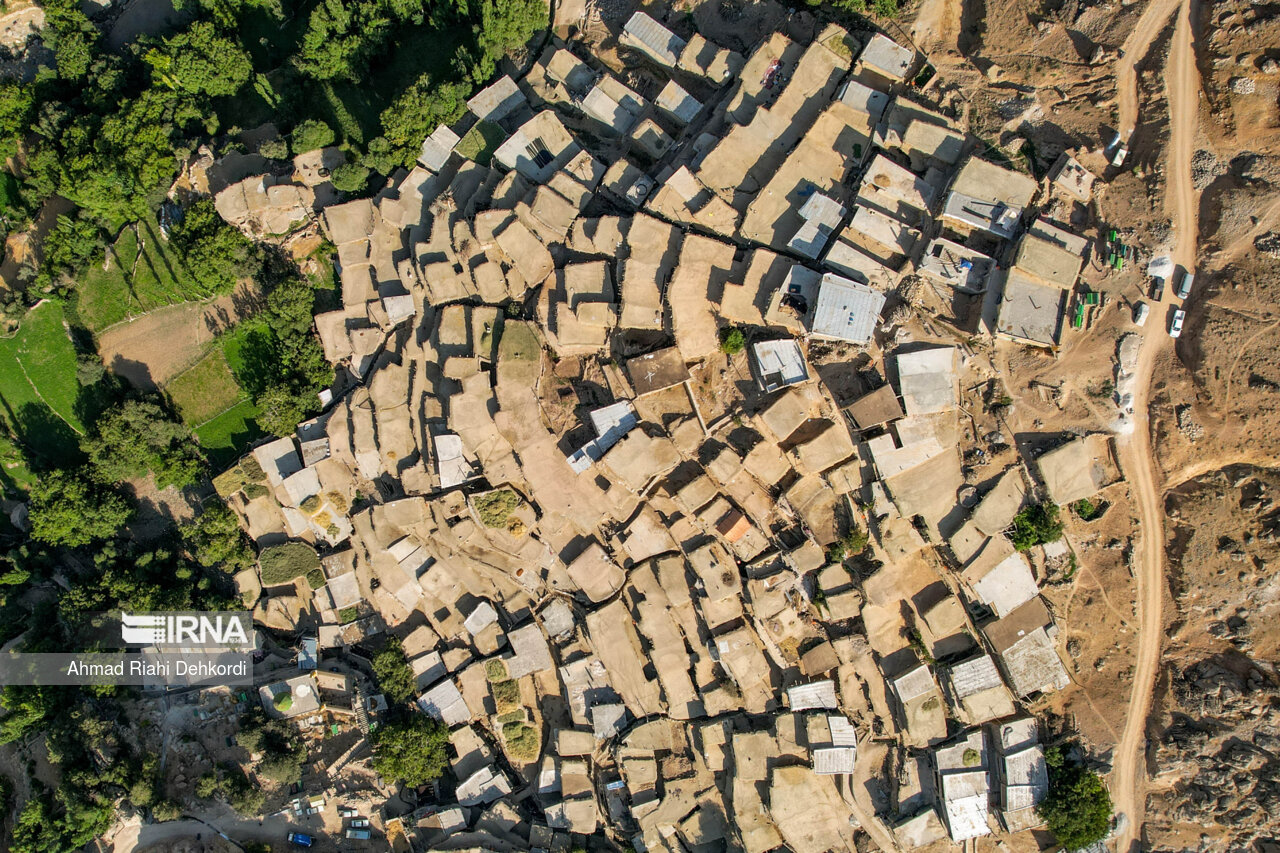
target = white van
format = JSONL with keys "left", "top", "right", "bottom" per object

{"left": 1132, "top": 302, "right": 1149, "bottom": 326}
{"left": 1175, "top": 270, "right": 1195, "bottom": 300}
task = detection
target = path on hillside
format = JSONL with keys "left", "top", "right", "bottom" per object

{"left": 1115, "top": 0, "right": 1181, "bottom": 137}
{"left": 1110, "top": 1, "right": 1199, "bottom": 849}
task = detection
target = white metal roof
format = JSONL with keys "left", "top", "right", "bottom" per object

{"left": 416, "top": 678, "right": 470, "bottom": 726}
{"left": 419, "top": 125, "right": 460, "bottom": 172}
{"left": 972, "top": 551, "right": 1040, "bottom": 618}
{"left": 752, "top": 339, "right": 809, "bottom": 392}
{"left": 828, "top": 715, "right": 858, "bottom": 746}
{"left": 813, "top": 746, "right": 857, "bottom": 774}
{"left": 622, "top": 11, "right": 687, "bottom": 66}
{"left": 787, "top": 679, "right": 839, "bottom": 710}
{"left": 949, "top": 655, "right": 1005, "bottom": 698}
{"left": 892, "top": 665, "right": 937, "bottom": 703}
{"left": 808, "top": 272, "right": 886, "bottom": 344}
{"left": 467, "top": 75, "right": 527, "bottom": 123}
{"left": 943, "top": 792, "right": 992, "bottom": 841}
{"left": 857, "top": 33, "right": 913, "bottom": 80}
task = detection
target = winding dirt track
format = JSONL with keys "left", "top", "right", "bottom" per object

{"left": 1110, "top": 1, "right": 1200, "bottom": 849}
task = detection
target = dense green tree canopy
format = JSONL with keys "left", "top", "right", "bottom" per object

{"left": 145, "top": 22, "right": 254, "bottom": 98}
{"left": 1038, "top": 746, "right": 1114, "bottom": 850}
{"left": 371, "top": 637, "right": 415, "bottom": 705}
{"left": 371, "top": 716, "right": 450, "bottom": 787}
{"left": 168, "top": 198, "right": 260, "bottom": 294}
{"left": 83, "top": 400, "right": 206, "bottom": 489}
{"left": 28, "top": 470, "right": 131, "bottom": 547}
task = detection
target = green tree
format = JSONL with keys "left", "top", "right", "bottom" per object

{"left": 36, "top": 213, "right": 101, "bottom": 288}
{"left": 1038, "top": 746, "right": 1114, "bottom": 849}
{"left": 83, "top": 400, "right": 206, "bottom": 489}
{"left": 718, "top": 327, "right": 745, "bottom": 355}
{"left": 0, "top": 685, "right": 60, "bottom": 744}
{"left": 0, "top": 78, "right": 35, "bottom": 159}
{"left": 371, "top": 716, "right": 450, "bottom": 787}
{"left": 255, "top": 383, "right": 314, "bottom": 438}
{"left": 294, "top": 0, "right": 391, "bottom": 82}
{"left": 1009, "top": 502, "right": 1064, "bottom": 551}
{"left": 290, "top": 119, "right": 335, "bottom": 153}
{"left": 43, "top": 1, "right": 100, "bottom": 81}
{"left": 145, "top": 22, "right": 253, "bottom": 98}
{"left": 371, "top": 637, "right": 414, "bottom": 704}
{"left": 378, "top": 77, "right": 468, "bottom": 162}
{"left": 28, "top": 470, "right": 131, "bottom": 547}
{"left": 475, "top": 0, "right": 546, "bottom": 75}
{"left": 168, "top": 198, "right": 259, "bottom": 294}
{"left": 329, "top": 161, "right": 370, "bottom": 193}
{"left": 181, "top": 503, "right": 253, "bottom": 571}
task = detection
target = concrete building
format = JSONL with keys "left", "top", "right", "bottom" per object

{"left": 855, "top": 33, "right": 914, "bottom": 84}
{"left": 621, "top": 12, "right": 686, "bottom": 68}
{"left": 751, "top": 339, "right": 811, "bottom": 393}
{"left": 941, "top": 156, "right": 1038, "bottom": 240}
{"left": 807, "top": 273, "right": 887, "bottom": 344}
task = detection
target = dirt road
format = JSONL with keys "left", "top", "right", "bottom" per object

{"left": 1110, "top": 2, "right": 1200, "bottom": 849}
{"left": 1115, "top": 0, "right": 1181, "bottom": 137}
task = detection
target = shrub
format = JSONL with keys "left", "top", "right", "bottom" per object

{"left": 826, "top": 525, "right": 870, "bottom": 562}
{"left": 329, "top": 162, "right": 370, "bottom": 193}
{"left": 339, "top": 606, "right": 359, "bottom": 624}
{"left": 1009, "top": 502, "right": 1064, "bottom": 551}
{"left": 300, "top": 495, "right": 321, "bottom": 513}
{"left": 474, "top": 489, "right": 520, "bottom": 528}
{"left": 1073, "top": 498, "right": 1103, "bottom": 521}
{"left": 259, "top": 137, "right": 289, "bottom": 159}
{"left": 151, "top": 800, "right": 182, "bottom": 821}
{"left": 305, "top": 568, "right": 326, "bottom": 589}
{"left": 244, "top": 483, "right": 268, "bottom": 500}
{"left": 719, "top": 327, "right": 746, "bottom": 355}
{"left": 272, "top": 691, "right": 293, "bottom": 712}
{"left": 291, "top": 119, "right": 334, "bottom": 153}
{"left": 962, "top": 748, "right": 981, "bottom": 767}
{"left": 259, "top": 542, "right": 321, "bottom": 585}
{"left": 1038, "top": 746, "right": 1113, "bottom": 849}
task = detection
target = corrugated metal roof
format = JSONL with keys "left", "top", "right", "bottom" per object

{"left": 787, "top": 679, "right": 839, "bottom": 710}
{"left": 949, "top": 655, "right": 1005, "bottom": 698}
{"left": 813, "top": 746, "right": 857, "bottom": 774}
{"left": 419, "top": 125, "right": 460, "bottom": 172}
{"left": 892, "top": 665, "right": 937, "bottom": 703}
{"left": 622, "top": 11, "right": 687, "bottom": 66}
{"left": 828, "top": 715, "right": 858, "bottom": 746}
{"left": 656, "top": 80, "right": 702, "bottom": 124}
{"left": 808, "top": 272, "right": 886, "bottom": 343}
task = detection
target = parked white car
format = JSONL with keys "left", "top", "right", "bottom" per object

{"left": 1169, "top": 309, "right": 1186, "bottom": 338}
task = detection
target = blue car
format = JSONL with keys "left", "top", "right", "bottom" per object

{"left": 288, "top": 832, "right": 314, "bottom": 848}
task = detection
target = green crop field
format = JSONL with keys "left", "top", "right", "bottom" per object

{"left": 74, "top": 215, "right": 200, "bottom": 333}
{"left": 0, "top": 301, "right": 85, "bottom": 477}
{"left": 165, "top": 346, "right": 262, "bottom": 467}
{"left": 165, "top": 348, "right": 245, "bottom": 426}
{"left": 193, "top": 399, "right": 263, "bottom": 468}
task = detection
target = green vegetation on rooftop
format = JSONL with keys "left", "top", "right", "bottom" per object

{"left": 474, "top": 489, "right": 521, "bottom": 528}
{"left": 258, "top": 542, "right": 321, "bottom": 586}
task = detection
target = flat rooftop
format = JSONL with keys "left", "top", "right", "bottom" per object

{"left": 995, "top": 269, "right": 1067, "bottom": 347}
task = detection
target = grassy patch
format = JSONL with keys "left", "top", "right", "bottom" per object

{"left": 259, "top": 542, "right": 321, "bottom": 585}
{"left": 165, "top": 348, "right": 246, "bottom": 425}
{"left": 74, "top": 215, "right": 199, "bottom": 333}
{"left": 339, "top": 606, "right": 359, "bottom": 624}
{"left": 305, "top": 568, "right": 326, "bottom": 589}
{"left": 501, "top": 721, "right": 540, "bottom": 762}
{"left": 456, "top": 120, "right": 507, "bottom": 166}
{"left": 0, "top": 301, "right": 85, "bottom": 469}
{"left": 484, "top": 659, "right": 508, "bottom": 683}
{"left": 491, "top": 679, "right": 519, "bottom": 713}
{"left": 194, "top": 399, "right": 263, "bottom": 468}
{"left": 212, "top": 453, "right": 266, "bottom": 498}
{"left": 474, "top": 489, "right": 520, "bottom": 528}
